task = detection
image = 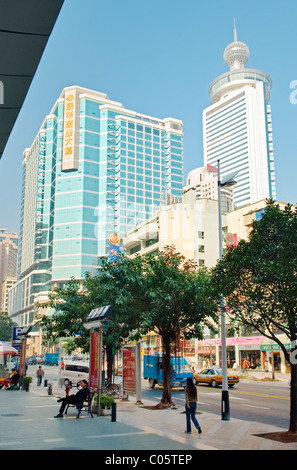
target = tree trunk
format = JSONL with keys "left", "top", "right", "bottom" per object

{"left": 289, "top": 362, "right": 297, "bottom": 432}
{"left": 160, "top": 337, "right": 174, "bottom": 407}
{"left": 106, "top": 344, "right": 114, "bottom": 383}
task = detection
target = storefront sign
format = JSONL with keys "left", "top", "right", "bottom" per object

{"left": 213, "top": 336, "right": 265, "bottom": 347}
{"left": 260, "top": 343, "right": 290, "bottom": 351}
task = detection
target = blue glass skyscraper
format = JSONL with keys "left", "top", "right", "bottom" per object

{"left": 9, "top": 86, "right": 183, "bottom": 326}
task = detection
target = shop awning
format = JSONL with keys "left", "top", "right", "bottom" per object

{"left": 0, "top": 0, "right": 64, "bottom": 159}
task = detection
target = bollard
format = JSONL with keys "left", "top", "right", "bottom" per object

{"left": 44, "top": 379, "right": 48, "bottom": 387}
{"left": 111, "top": 402, "right": 116, "bottom": 422}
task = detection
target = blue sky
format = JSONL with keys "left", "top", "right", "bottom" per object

{"left": 1, "top": 0, "right": 297, "bottom": 234}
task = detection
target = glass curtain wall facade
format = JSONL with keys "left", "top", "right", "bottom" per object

{"left": 8, "top": 86, "right": 183, "bottom": 325}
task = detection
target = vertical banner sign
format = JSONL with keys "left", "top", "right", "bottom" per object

{"left": 90, "top": 331, "right": 99, "bottom": 388}
{"left": 123, "top": 345, "right": 136, "bottom": 394}
{"left": 19, "top": 341, "right": 26, "bottom": 376}
{"left": 62, "top": 90, "right": 79, "bottom": 171}
{"left": 108, "top": 233, "right": 120, "bottom": 263}
{"left": 109, "top": 244, "right": 120, "bottom": 262}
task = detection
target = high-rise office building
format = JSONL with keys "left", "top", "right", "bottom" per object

{"left": 0, "top": 229, "right": 18, "bottom": 312}
{"left": 8, "top": 86, "right": 183, "bottom": 325}
{"left": 203, "top": 25, "right": 276, "bottom": 208}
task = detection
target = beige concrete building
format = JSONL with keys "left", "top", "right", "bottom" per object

{"left": 226, "top": 199, "right": 290, "bottom": 243}
{"left": 1, "top": 276, "right": 16, "bottom": 313}
{"left": 123, "top": 189, "right": 223, "bottom": 269}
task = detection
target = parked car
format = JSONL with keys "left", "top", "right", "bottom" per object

{"left": 36, "top": 356, "right": 45, "bottom": 364}
{"left": 27, "top": 356, "right": 37, "bottom": 365}
{"left": 60, "top": 361, "right": 89, "bottom": 386}
{"left": 193, "top": 366, "right": 239, "bottom": 388}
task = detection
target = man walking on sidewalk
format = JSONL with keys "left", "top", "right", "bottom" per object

{"left": 36, "top": 366, "right": 45, "bottom": 386}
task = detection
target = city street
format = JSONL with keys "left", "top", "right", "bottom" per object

{"left": 0, "top": 364, "right": 295, "bottom": 452}
{"left": 147, "top": 380, "right": 290, "bottom": 430}
{"left": 28, "top": 365, "right": 291, "bottom": 430}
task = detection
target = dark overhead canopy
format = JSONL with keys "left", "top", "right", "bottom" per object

{"left": 0, "top": 0, "right": 64, "bottom": 159}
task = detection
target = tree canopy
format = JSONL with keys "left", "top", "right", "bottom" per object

{"left": 37, "top": 246, "right": 219, "bottom": 406}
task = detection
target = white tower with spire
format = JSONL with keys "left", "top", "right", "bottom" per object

{"left": 202, "top": 23, "right": 276, "bottom": 208}
{"left": 223, "top": 20, "right": 250, "bottom": 70}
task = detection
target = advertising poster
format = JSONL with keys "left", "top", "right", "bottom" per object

{"left": 90, "top": 331, "right": 99, "bottom": 388}
{"left": 123, "top": 345, "right": 136, "bottom": 393}
{"left": 19, "top": 341, "right": 26, "bottom": 376}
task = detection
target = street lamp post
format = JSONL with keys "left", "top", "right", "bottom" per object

{"left": 217, "top": 160, "right": 237, "bottom": 421}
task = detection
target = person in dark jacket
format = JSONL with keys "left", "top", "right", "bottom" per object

{"left": 54, "top": 380, "right": 89, "bottom": 418}
{"left": 0, "top": 369, "right": 20, "bottom": 389}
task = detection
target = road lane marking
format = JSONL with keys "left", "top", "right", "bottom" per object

{"left": 242, "top": 404, "right": 270, "bottom": 410}
{"left": 230, "top": 390, "right": 289, "bottom": 400}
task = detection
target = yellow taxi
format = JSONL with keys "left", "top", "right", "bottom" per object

{"left": 193, "top": 366, "right": 239, "bottom": 388}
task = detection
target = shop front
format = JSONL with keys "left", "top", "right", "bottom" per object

{"left": 196, "top": 336, "right": 266, "bottom": 370}
{"left": 260, "top": 341, "right": 291, "bottom": 374}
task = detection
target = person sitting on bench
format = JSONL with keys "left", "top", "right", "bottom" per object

{"left": 0, "top": 369, "right": 20, "bottom": 389}
{"left": 54, "top": 380, "right": 89, "bottom": 418}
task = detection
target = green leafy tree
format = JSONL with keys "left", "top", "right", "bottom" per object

{"left": 36, "top": 278, "right": 91, "bottom": 352}
{"left": 37, "top": 246, "right": 219, "bottom": 406}
{"left": 0, "top": 311, "right": 17, "bottom": 341}
{"left": 125, "top": 246, "right": 219, "bottom": 407}
{"left": 36, "top": 256, "right": 145, "bottom": 380}
{"left": 212, "top": 200, "right": 297, "bottom": 433}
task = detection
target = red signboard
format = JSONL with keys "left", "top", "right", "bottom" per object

{"left": 90, "top": 331, "right": 99, "bottom": 388}
{"left": 123, "top": 345, "right": 136, "bottom": 393}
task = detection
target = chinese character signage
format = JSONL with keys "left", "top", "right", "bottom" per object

{"left": 62, "top": 90, "right": 79, "bottom": 171}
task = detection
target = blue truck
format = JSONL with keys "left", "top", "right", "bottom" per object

{"left": 143, "top": 354, "right": 193, "bottom": 389}
{"left": 44, "top": 353, "right": 59, "bottom": 365}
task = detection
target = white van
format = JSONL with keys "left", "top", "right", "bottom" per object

{"left": 60, "top": 361, "right": 89, "bottom": 386}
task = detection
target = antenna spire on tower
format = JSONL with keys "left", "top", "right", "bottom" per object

{"left": 233, "top": 18, "right": 237, "bottom": 42}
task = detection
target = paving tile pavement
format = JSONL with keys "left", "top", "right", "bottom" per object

{"left": 0, "top": 374, "right": 296, "bottom": 452}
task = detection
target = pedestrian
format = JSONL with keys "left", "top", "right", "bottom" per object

{"left": 54, "top": 380, "right": 89, "bottom": 418}
{"left": 0, "top": 369, "right": 20, "bottom": 389}
{"left": 242, "top": 359, "right": 249, "bottom": 373}
{"left": 184, "top": 377, "right": 202, "bottom": 434}
{"left": 36, "top": 366, "right": 45, "bottom": 386}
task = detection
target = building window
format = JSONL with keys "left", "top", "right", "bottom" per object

{"left": 145, "top": 236, "right": 159, "bottom": 248}
{"left": 198, "top": 245, "right": 205, "bottom": 253}
{"left": 198, "top": 231, "right": 204, "bottom": 239}
{"left": 198, "top": 259, "right": 205, "bottom": 267}
{"left": 130, "top": 244, "right": 141, "bottom": 255}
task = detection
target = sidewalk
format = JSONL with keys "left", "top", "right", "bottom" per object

{"left": 0, "top": 373, "right": 295, "bottom": 451}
